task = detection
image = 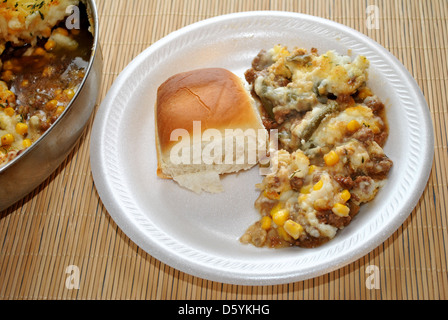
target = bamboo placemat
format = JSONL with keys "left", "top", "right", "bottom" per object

{"left": 1, "top": 0, "right": 447, "bottom": 300}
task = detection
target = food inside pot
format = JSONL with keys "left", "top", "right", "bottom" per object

{"left": 0, "top": 0, "right": 93, "bottom": 167}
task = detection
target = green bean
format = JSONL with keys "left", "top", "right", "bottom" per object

{"left": 295, "top": 101, "right": 340, "bottom": 147}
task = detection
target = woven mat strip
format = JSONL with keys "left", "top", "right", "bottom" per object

{"left": 0, "top": 0, "right": 447, "bottom": 300}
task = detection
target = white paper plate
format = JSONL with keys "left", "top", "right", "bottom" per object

{"left": 90, "top": 11, "right": 433, "bottom": 285}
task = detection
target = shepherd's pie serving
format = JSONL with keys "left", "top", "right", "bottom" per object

{"left": 241, "top": 45, "right": 393, "bottom": 248}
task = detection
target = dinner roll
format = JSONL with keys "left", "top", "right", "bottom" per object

{"left": 155, "top": 68, "right": 267, "bottom": 193}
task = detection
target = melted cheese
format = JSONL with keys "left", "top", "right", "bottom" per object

{"left": 242, "top": 45, "right": 392, "bottom": 248}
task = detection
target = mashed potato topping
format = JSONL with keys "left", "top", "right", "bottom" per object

{"left": 241, "top": 45, "right": 393, "bottom": 248}
{"left": 0, "top": 0, "right": 79, "bottom": 48}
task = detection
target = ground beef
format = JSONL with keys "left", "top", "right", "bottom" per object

{"left": 262, "top": 115, "right": 278, "bottom": 130}
{"left": 336, "top": 94, "right": 355, "bottom": 107}
{"left": 352, "top": 126, "right": 374, "bottom": 144}
{"left": 240, "top": 222, "right": 267, "bottom": 247}
{"left": 289, "top": 176, "right": 304, "bottom": 191}
{"left": 266, "top": 229, "right": 284, "bottom": 248}
{"left": 316, "top": 210, "right": 352, "bottom": 229}
{"left": 312, "top": 172, "right": 322, "bottom": 183}
{"left": 273, "top": 107, "right": 294, "bottom": 125}
{"left": 352, "top": 176, "right": 375, "bottom": 195}
{"left": 244, "top": 68, "right": 257, "bottom": 85}
{"left": 252, "top": 49, "right": 274, "bottom": 71}
{"left": 367, "top": 156, "right": 393, "bottom": 179}
{"left": 374, "top": 131, "right": 388, "bottom": 147}
{"left": 244, "top": 50, "right": 274, "bottom": 84}
{"left": 334, "top": 175, "right": 355, "bottom": 189}
{"left": 274, "top": 75, "right": 290, "bottom": 87}
{"left": 365, "top": 96, "right": 385, "bottom": 114}
{"left": 267, "top": 176, "right": 282, "bottom": 190}
{"left": 254, "top": 194, "right": 278, "bottom": 216}
{"left": 295, "top": 234, "right": 330, "bottom": 248}
{"left": 347, "top": 200, "right": 361, "bottom": 217}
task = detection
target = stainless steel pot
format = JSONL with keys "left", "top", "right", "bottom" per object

{"left": 0, "top": 0, "right": 103, "bottom": 211}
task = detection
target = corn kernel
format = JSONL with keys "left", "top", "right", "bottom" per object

{"left": 2, "top": 60, "right": 13, "bottom": 70}
{"left": 64, "top": 89, "right": 75, "bottom": 100}
{"left": 42, "top": 26, "right": 52, "bottom": 38}
{"left": 270, "top": 203, "right": 282, "bottom": 216}
{"left": 371, "top": 123, "right": 381, "bottom": 134}
{"left": 277, "top": 226, "right": 292, "bottom": 242}
{"left": 272, "top": 209, "right": 289, "bottom": 227}
{"left": 298, "top": 194, "right": 307, "bottom": 202}
{"left": 46, "top": 99, "right": 58, "bottom": 111}
{"left": 283, "top": 220, "right": 304, "bottom": 240}
{"left": 308, "top": 165, "right": 317, "bottom": 174}
{"left": 44, "top": 39, "right": 56, "bottom": 51}
{"left": 2, "top": 90, "right": 16, "bottom": 104}
{"left": 1, "top": 133, "right": 14, "bottom": 146}
{"left": 300, "top": 184, "right": 312, "bottom": 194}
{"left": 260, "top": 216, "right": 272, "bottom": 230}
{"left": 42, "top": 66, "right": 54, "bottom": 77}
{"left": 340, "top": 190, "right": 351, "bottom": 203}
{"left": 22, "top": 139, "right": 32, "bottom": 148}
{"left": 4, "top": 107, "right": 14, "bottom": 116}
{"left": 16, "top": 123, "right": 28, "bottom": 135}
{"left": 34, "top": 47, "right": 46, "bottom": 56}
{"left": 313, "top": 179, "right": 324, "bottom": 191}
{"left": 2, "top": 70, "right": 14, "bottom": 82}
{"left": 324, "top": 150, "right": 339, "bottom": 166}
{"left": 347, "top": 119, "right": 361, "bottom": 132}
{"left": 357, "top": 87, "right": 373, "bottom": 100}
{"left": 313, "top": 198, "right": 330, "bottom": 211}
{"left": 264, "top": 190, "right": 280, "bottom": 200}
{"left": 55, "top": 27, "right": 69, "bottom": 36}
{"left": 332, "top": 203, "right": 350, "bottom": 217}
{"left": 55, "top": 106, "right": 65, "bottom": 116}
